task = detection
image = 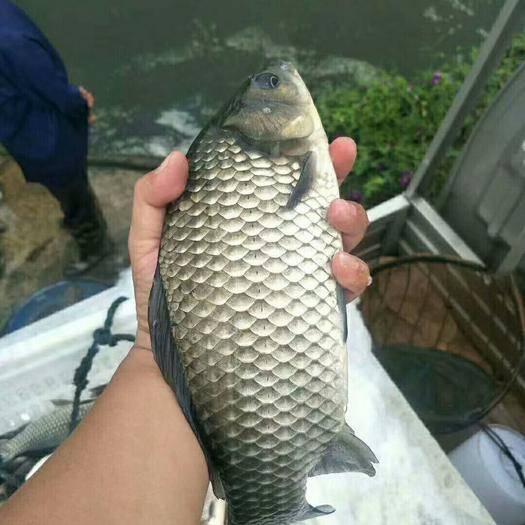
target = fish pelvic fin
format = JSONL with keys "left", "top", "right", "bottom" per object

{"left": 148, "top": 264, "right": 226, "bottom": 500}
{"left": 309, "top": 423, "right": 378, "bottom": 478}
{"left": 295, "top": 503, "right": 335, "bottom": 522}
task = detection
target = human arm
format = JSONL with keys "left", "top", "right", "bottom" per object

{"left": 0, "top": 347, "right": 209, "bottom": 525}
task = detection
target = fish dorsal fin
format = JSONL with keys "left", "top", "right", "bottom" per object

{"left": 310, "top": 423, "right": 377, "bottom": 478}
{"left": 148, "top": 264, "right": 226, "bottom": 500}
{"left": 286, "top": 151, "right": 315, "bottom": 209}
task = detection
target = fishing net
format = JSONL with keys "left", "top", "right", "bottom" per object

{"left": 361, "top": 254, "right": 525, "bottom": 434}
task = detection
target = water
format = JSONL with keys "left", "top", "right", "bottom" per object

{"left": 17, "top": 0, "right": 503, "bottom": 157}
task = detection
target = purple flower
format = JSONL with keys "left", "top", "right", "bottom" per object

{"left": 431, "top": 72, "right": 443, "bottom": 86}
{"left": 348, "top": 190, "right": 364, "bottom": 204}
{"left": 400, "top": 172, "right": 413, "bottom": 189}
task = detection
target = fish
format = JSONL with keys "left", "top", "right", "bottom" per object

{"left": 149, "top": 62, "right": 377, "bottom": 525}
{"left": 0, "top": 400, "right": 94, "bottom": 464}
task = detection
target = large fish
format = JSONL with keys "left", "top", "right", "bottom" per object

{"left": 149, "top": 62, "right": 377, "bottom": 525}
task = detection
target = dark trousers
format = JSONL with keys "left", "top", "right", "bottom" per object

{"left": 47, "top": 175, "right": 101, "bottom": 231}
{"left": 46, "top": 176, "right": 107, "bottom": 259}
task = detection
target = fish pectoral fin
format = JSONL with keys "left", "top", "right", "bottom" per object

{"left": 286, "top": 150, "right": 315, "bottom": 209}
{"left": 309, "top": 423, "right": 378, "bottom": 478}
{"left": 295, "top": 503, "right": 335, "bottom": 522}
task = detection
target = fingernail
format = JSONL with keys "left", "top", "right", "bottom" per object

{"left": 345, "top": 200, "right": 359, "bottom": 218}
{"left": 157, "top": 151, "right": 174, "bottom": 171}
{"left": 339, "top": 252, "right": 362, "bottom": 271}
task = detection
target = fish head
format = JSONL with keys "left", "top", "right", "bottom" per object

{"left": 221, "top": 62, "right": 322, "bottom": 145}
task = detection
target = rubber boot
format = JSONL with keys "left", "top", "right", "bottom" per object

{"left": 49, "top": 180, "right": 114, "bottom": 276}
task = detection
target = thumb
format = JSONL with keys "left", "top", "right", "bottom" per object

{"left": 129, "top": 151, "right": 189, "bottom": 256}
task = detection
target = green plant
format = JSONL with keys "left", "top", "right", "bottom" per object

{"left": 317, "top": 33, "right": 525, "bottom": 207}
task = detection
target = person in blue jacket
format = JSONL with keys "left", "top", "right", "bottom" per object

{"left": 0, "top": 0, "right": 111, "bottom": 274}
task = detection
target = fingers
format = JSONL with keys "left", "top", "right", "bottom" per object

{"left": 129, "top": 151, "right": 188, "bottom": 260}
{"left": 327, "top": 199, "right": 369, "bottom": 252}
{"left": 79, "top": 86, "right": 95, "bottom": 108}
{"left": 329, "top": 137, "right": 357, "bottom": 186}
{"left": 332, "top": 252, "right": 371, "bottom": 302}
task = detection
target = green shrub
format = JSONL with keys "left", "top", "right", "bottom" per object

{"left": 317, "top": 33, "right": 525, "bottom": 207}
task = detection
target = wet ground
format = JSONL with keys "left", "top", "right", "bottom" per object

{"left": 0, "top": 159, "right": 140, "bottom": 331}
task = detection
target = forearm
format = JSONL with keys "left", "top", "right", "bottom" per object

{"left": 0, "top": 347, "right": 208, "bottom": 525}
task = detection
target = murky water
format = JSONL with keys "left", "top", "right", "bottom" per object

{"left": 17, "top": 0, "right": 503, "bottom": 157}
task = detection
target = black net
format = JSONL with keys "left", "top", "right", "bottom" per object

{"left": 361, "top": 254, "right": 525, "bottom": 434}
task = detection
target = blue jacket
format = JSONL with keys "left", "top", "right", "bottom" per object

{"left": 0, "top": 0, "right": 88, "bottom": 186}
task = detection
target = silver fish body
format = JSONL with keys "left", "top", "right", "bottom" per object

{"left": 150, "top": 63, "right": 376, "bottom": 525}
{"left": 0, "top": 402, "right": 93, "bottom": 464}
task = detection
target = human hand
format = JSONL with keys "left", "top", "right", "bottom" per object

{"left": 79, "top": 86, "right": 96, "bottom": 125}
{"left": 328, "top": 137, "right": 371, "bottom": 302}
{"left": 129, "top": 138, "right": 370, "bottom": 351}
{"left": 129, "top": 152, "right": 188, "bottom": 350}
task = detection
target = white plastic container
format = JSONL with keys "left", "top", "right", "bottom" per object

{"left": 449, "top": 425, "right": 525, "bottom": 525}
{"left": 0, "top": 270, "right": 136, "bottom": 435}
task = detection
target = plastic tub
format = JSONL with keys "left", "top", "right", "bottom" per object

{"left": 448, "top": 425, "right": 525, "bottom": 525}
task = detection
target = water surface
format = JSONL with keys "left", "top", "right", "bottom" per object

{"left": 18, "top": 0, "right": 503, "bottom": 156}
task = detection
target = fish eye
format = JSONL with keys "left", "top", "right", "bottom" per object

{"left": 253, "top": 72, "right": 280, "bottom": 90}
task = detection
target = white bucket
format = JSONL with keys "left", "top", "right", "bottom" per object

{"left": 448, "top": 425, "right": 525, "bottom": 525}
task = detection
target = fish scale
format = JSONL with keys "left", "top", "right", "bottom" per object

{"left": 159, "top": 129, "right": 346, "bottom": 524}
